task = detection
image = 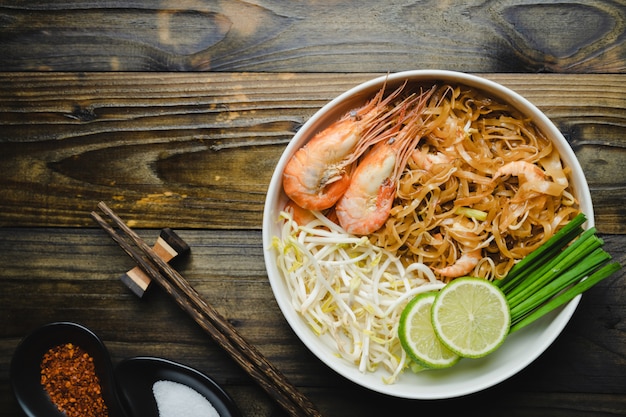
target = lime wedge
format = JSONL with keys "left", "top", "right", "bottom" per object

{"left": 398, "top": 292, "right": 460, "bottom": 369}
{"left": 431, "top": 277, "right": 510, "bottom": 358}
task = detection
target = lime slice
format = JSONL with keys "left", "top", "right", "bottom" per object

{"left": 398, "top": 292, "right": 460, "bottom": 369}
{"left": 431, "top": 277, "right": 510, "bottom": 358}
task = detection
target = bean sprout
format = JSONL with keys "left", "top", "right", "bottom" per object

{"left": 272, "top": 210, "right": 445, "bottom": 383}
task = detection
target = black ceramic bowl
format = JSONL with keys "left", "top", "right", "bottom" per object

{"left": 114, "top": 357, "right": 241, "bottom": 417}
{"left": 10, "top": 322, "right": 128, "bottom": 417}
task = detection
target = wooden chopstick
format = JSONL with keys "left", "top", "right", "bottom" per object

{"left": 90, "top": 202, "right": 322, "bottom": 417}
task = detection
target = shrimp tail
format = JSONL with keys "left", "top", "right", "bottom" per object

{"left": 283, "top": 145, "right": 353, "bottom": 210}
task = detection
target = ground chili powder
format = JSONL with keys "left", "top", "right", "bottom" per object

{"left": 40, "top": 343, "right": 109, "bottom": 417}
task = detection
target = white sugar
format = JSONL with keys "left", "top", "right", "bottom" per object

{"left": 152, "top": 380, "right": 220, "bottom": 417}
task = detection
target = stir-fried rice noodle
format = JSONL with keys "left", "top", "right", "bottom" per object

{"left": 273, "top": 83, "right": 580, "bottom": 383}
{"left": 372, "top": 84, "right": 579, "bottom": 280}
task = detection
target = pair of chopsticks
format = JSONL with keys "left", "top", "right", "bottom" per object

{"left": 91, "top": 202, "right": 322, "bottom": 417}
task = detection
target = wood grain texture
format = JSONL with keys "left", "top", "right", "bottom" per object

{"left": 1, "top": 72, "right": 625, "bottom": 233}
{"left": 0, "top": 0, "right": 625, "bottom": 73}
{"left": 0, "top": 228, "right": 624, "bottom": 417}
{"left": 1, "top": 2, "right": 624, "bottom": 416}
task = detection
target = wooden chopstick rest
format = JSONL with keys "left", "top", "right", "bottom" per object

{"left": 121, "top": 228, "right": 190, "bottom": 297}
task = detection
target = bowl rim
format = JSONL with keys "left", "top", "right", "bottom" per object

{"left": 262, "top": 70, "right": 594, "bottom": 399}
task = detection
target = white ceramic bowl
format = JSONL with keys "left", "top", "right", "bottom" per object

{"left": 262, "top": 70, "right": 593, "bottom": 399}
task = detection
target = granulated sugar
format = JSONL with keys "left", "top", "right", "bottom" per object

{"left": 152, "top": 380, "right": 220, "bottom": 417}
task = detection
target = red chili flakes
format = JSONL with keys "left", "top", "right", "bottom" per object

{"left": 40, "top": 343, "right": 109, "bottom": 417}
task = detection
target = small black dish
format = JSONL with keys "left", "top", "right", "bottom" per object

{"left": 115, "top": 357, "right": 241, "bottom": 417}
{"left": 10, "top": 321, "right": 128, "bottom": 417}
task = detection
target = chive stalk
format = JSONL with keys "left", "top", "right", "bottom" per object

{"left": 505, "top": 228, "right": 602, "bottom": 308}
{"left": 493, "top": 212, "right": 622, "bottom": 333}
{"left": 496, "top": 213, "right": 587, "bottom": 292}
{"left": 509, "top": 262, "right": 622, "bottom": 333}
{"left": 509, "top": 248, "right": 611, "bottom": 322}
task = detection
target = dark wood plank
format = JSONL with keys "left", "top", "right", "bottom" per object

{"left": 0, "top": 1, "right": 624, "bottom": 73}
{"left": 1, "top": 72, "right": 625, "bottom": 233}
{"left": 1, "top": 2, "right": 624, "bottom": 416}
{"left": 0, "top": 228, "right": 624, "bottom": 417}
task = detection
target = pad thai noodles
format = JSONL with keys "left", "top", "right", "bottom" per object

{"left": 372, "top": 84, "right": 579, "bottom": 280}
{"left": 272, "top": 82, "right": 581, "bottom": 382}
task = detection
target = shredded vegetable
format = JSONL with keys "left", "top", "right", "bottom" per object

{"left": 273, "top": 209, "right": 445, "bottom": 383}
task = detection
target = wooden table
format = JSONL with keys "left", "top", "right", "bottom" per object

{"left": 1, "top": 1, "right": 625, "bottom": 416}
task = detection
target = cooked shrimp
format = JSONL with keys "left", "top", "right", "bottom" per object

{"left": 428, "top": 107, "right": 473, "bottom": 146}
{"left": 493, "top": 160, "right": 565, "bottom": 199}
{"left": 284, "top": 199, "right": 317, "bottom": 226}
{"left": 336, "top": 90, "right": 435, "bottom": 235}
{"left": 434, "top": 249, "right": 481, "bottom": 278}
{"left": 335, "top": 138, "right": 400, "bottom": 235}
{"left": 493, "top": 160, "right": 545, "bottom": 183}
{"left": 411, "top": 149, "right": 454, "bottom": 171}
{"left": 282, "top": 84, "right": 407, "bottom": 211}
{"left": 284, "top": 199, "right": 340, "bottom": 229}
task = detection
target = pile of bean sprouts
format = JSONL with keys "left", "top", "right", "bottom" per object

{"left": 273, "top": 210, "right": 445, "bottom": 383}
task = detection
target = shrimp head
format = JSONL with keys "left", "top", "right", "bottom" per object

{"left": 282, "top": 117, "right": 360, "bottom": 210}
